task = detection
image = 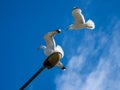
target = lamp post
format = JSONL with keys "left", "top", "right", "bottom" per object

{"left": 19, "top": 52, "right": 62, "bottom": 90}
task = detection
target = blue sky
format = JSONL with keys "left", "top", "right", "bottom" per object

{"left": 0, "top": 0, "right": 120, "bottom": 90}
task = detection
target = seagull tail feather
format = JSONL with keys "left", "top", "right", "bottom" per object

{"left": 86, "top": 19, "right": 95, "bottom": 30}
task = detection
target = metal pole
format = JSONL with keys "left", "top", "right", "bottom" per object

{"left": 19, "top": 66, "right": 46, "bottom": 90}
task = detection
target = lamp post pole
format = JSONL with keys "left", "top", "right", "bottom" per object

{"left": 20, "top": 52, "right": 62, "bottom": 90}
{"left": 19, "top": 66, "right": 46, "bottom": 90}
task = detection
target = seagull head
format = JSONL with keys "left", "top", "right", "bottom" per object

{"left": 73, "top": 6, "right": 82, "bottom": 13}
{"left": 73, "top": 6, "right": 79, "bottom": 10}
{"left": 66, "top": 24, "right": 75, "bottom": 30}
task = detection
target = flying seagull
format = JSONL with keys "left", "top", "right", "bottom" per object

{"left": 67, "top": 7, "right": 95, "bottom": 30}
{"left": 38, "top": 29, "right": 66, "bottom": 70}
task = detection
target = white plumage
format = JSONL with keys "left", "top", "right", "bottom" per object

{"left": 38, "top": 29, "right": 66, "bottom": 70}
{"left": 67, "top": 7, "right": 95, "bottom": 30}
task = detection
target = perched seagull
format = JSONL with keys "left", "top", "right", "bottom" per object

{"left": 67, "top": 7, "right": 95, "bottom": 30}
{"left": 38, "top": 29, "right": 66, "bottom": 71}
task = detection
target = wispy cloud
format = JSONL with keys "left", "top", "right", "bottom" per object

{"left": 55, "top": 18, "right": 120, "bottom": 90}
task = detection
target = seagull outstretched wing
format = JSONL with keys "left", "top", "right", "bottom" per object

{"left": 44, "top": 29, "right": 61, "bottom": 50}
{"left": 56, "top": 61, "right": 66, "bottom": 71}
{"left": 72, "top": 7, "right": 85, "bottom": 24}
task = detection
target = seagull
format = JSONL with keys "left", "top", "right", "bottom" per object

{"left": 38, "top": 29, "right": 66, "bottom": 71}
{"left": 67, "top": 7, "right": 95, "bottom": 30}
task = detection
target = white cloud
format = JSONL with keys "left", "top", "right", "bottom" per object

{"left": 55, "top": 18, "right": 120, "bottom": 90}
